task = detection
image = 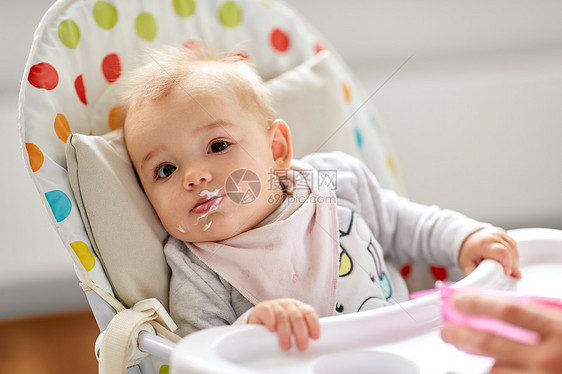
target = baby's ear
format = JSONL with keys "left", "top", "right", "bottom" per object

{"left": 269, "top": 119, "right": 292, "bottom": 168}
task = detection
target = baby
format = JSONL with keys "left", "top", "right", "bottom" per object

{"left": 119, "top": 46, "right": 520, "bottom": 352}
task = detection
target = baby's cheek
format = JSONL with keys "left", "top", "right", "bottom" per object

{"left": 157, "top": 212, "right": 189, "bottom": 239}
{"left": 176, "top": 222, "right": 188, "bottom": 234}
{"left": 171, "top": 223, "right": 199, "bottom": 242}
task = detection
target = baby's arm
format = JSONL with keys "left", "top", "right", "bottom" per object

{"left": 303, "top": 152, "right": 489, "bottom": 267}
{"left": 458, "top": 226, "right": 521, "bottom": 278}
{"left": 248, "top": 298, "right": 321, "bottom": 351}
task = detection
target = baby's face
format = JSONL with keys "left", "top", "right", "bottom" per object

{"left": 125, "top": 85, "right": 283, "bottom": 242}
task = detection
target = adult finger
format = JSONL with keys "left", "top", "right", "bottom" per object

{"left": 454, "top": 292, "right": 555, "bottom": 335}
{"left": 441, "top": 323, "right": 535, "bottom": 364}
{"left": 489, "top": 361, "right": 528, "bottom": 374}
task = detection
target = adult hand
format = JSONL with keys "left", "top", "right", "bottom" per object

{"left": 441, "top": 292, "right": 562, "bottom": 374}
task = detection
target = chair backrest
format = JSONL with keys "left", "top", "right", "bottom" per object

{"left": 19, "top": 0, "right": 403, "bottom": 313}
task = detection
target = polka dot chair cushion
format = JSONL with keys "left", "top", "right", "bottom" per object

{"left": 20, "top": 0, "right": 403, "bottom": 312}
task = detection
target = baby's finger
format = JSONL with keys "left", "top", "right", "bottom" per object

{"left": 249, "top": 304, "right": 277, "bottom": 332}
{"left": 503, "top": 233, "right": 518, "bottom": 252}
{"left": 496, "top": 230, "right": 520, "bottom": 260}
{"left": 501, "top": 241, "right": 521, "bottom": 278}
{"left": 503, "top": 235, "right": 521, "bottom": 278}
{"left": 274, "top": 306, "right": 292, "bottom": 351}
{"left": 488, "top": 242, "right": 516, "bottom": 276}
{"left": 302, "top": 304, "right": 321, "bottom": 340}
{"left": 510, "top": 265, "right": 522, "bottom": 279}
{"left": 461, "top": 259, "right": 478, "bottom": 276}
{"left": 496, "top": 231, "right": 519, "bottom": 257}
{"left": 287, "top": 303, "right": 310, "bottom": 351}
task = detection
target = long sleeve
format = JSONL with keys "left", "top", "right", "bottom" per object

{"left": 302, "top": 152, "right": 489, "bottom": 267}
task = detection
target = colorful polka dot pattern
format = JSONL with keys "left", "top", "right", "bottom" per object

{"left": 44, "top": 190, "right": 72, "bottom": 222}
{"left": 23, "top": 0, "right": 349, "bottom": 231}
{"left": 93, "top": 1, "right": 118, "bottom": 30}
{"left": 25, "top": 143, "right": 44, "bottom": 172}
{"left": 74, "top": 75, "right": 87, "bottom": 104}
{"left": 108, "top": 105, "right": 126, "bottom": 131}
{"left": 353, "top": 127, "right": 363, "bottom": 149}
{"left": 54, "top": 113, "right": 72, "bottom": 143}
{"left": 173, "top": 0, "right": 196, "bottom": 18}
{"left": 218, "top": 2, "right": 243, "bottom": 28}
{"left": 71, "top": 241, "right": 96, "bottom": 271}
{"left": 27, "top": 62, "right": 58, "bottom": 90}
{"left": 58, "top": 19, "right": 81, "bottom": 49}
{"left": 270, "top": 28, "right": 290, "bottom": 53}
{"left": 20, "top": 0, "right": 405, "bottom": 361}
{"left": 102, "top": 53, "right": 122, "bottom": 83}
{"left": 135, "top": 12, "right": 158, "bottom": 41}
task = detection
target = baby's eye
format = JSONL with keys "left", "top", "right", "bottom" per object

{"left": 208, "top": 140, "right": 230, "bottom": 153}
{"left": 156, "top": 164, "right": 176, "bottom": 179}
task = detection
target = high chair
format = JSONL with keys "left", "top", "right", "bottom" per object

{"left": 19, "top": 0, "right": 562, "bottom": 373}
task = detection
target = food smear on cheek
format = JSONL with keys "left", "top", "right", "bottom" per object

{"left": 203, "top": 221, "right": 213, "bottom": 231}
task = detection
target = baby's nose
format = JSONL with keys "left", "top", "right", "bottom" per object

{"left": 183, "top": 167, "right": 212, "bottom": 189}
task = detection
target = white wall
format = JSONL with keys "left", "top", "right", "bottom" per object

{"left": 283, "top": 0, "right": 562, "bottom": 229}
{"left": 2, "top": 0, "right": 562, "bottom": 318}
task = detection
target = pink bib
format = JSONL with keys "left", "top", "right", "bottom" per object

{"left": 186, "top": 159, "right": 340, "bottom": 317}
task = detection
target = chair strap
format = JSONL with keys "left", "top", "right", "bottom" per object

{"left": 98, "top": 298, "right": 180, "bottom": 373}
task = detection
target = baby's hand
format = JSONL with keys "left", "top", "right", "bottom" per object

{"left": 458, "top": 226, "right": 521, "bottom": 278}
{"left": 248, "top": 298, "right": 321, "bottom": 351}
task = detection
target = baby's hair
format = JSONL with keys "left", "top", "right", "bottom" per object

{"left": 116, "top": 45, "right": 277, "bottom": 126}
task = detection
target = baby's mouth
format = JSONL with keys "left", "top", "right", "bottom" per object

{"left": 191, "top": 195, "right": 224, "bottom": 215}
